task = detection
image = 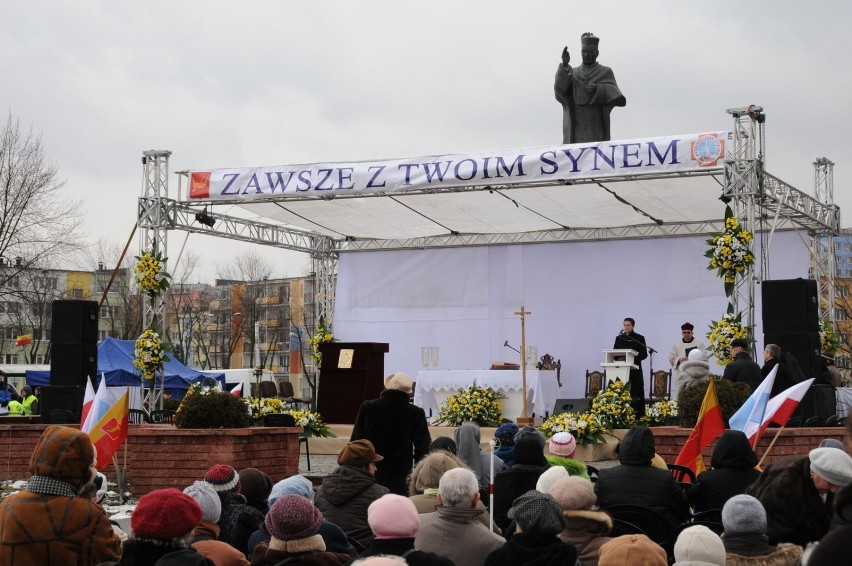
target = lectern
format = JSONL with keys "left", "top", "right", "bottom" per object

{"left": 601, "top": 348, "right": 639, "bottom": 383}
{"left": 316, "top": 342, "right": 390, "bottom": 424}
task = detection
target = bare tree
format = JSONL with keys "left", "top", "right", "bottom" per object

{"left": 0, "top": 113, "right": 84, "bottom": 283}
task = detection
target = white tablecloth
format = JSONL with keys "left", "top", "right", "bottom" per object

{"left": 413, "top": 369, "right": 562, "bottom": 419}
{"left": 836, "top": 387, "right": 852, "bottom": 418}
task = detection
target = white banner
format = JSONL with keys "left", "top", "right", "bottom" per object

{"left": 188, "top": 132, "right": 727, "bottom": 201}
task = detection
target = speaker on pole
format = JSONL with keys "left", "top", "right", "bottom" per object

{"left": 761, "top": 279, "right": 819, "bottom": 333}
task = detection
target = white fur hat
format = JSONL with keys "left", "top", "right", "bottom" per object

{"left": 688, "top": 349, "right": 706, "bottom": 362}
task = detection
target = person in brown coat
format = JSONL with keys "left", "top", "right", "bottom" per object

{"left": 0, "top": 425, "right": 121, "bottom": 565}
{"left": 548, "top": 476, "right": 612, "bottom": 566}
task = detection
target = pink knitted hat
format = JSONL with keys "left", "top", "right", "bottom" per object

{"left": 368, "top": 494, "right": 420, "bottom": 539}
{"left": 549, "top": 432, "right": 577, "bottom": 458}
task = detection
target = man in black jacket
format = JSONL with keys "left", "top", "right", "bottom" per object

{"left": 722, "top": 338, "right": 761, "bottom": 392}
{"left": 351, "top": 372, "right": 431, "bottom": 495}
{"left": 613, "top": 317, "right": 648, "bottom": 418}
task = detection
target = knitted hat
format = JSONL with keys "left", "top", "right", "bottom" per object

{"left": 514, "top": 425, "right": 546, "bottom": 447}
{"left": 338, "top": 439, "right": 383, "bottom": 467}
{"left": 495, "top": 423, "right": 519, "bottom": 443}
{"left": 810, "top": 447, "right": 852, "bottom": 487}
{"left": 598, "top": 534, "right": 667, "bottom": 566}
{"left": 549, "top": 432, "right": 577, "bottom": 457}
{"left": 549, "top": 476, "right": 597, "bottom": 510}
{"left": 673, "top": 525, "right": 726, "bottom": 566}
{"left": 687, "top": 348, "right": 706, "bottom": 362}
{"left": 384, "top": 372, "right": 413, "bottom": 394}
{"left": 265, "top": 494, "right": 324, "bottom": 541}
{"left": 239, "top": 467, "right": 273, "bottom": 507}
{"left": 269, "top": 475, "right": 314, "bottom": 506}
{"left": 131, "top": 488, "right": 202, "bottom": 541}
{"left": 204, "top": 464, "right": 240, "bottom": 492}
{"left": 368, "top": 494, "right": 420, "bottom": 539}
{"left": 183, "top": 480, "right": 222, "bottom": 523}
{"left": 536, "top": 465, "right": 570, "bottom": 494}
{"left": 722, "top": 494, "right": 766, "bottom": 534}
{"left": 508, "top": 490, "right": 566, "bottom": 537}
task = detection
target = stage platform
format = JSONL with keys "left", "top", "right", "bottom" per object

{"left": 306, "top": 424, "right": 500, "bottom": 456}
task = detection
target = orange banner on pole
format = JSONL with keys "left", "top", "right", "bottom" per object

{"left": 674, "top": 379, "right": 725, "bottom": 475}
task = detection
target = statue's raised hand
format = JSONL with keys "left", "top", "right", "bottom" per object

{"left": 561, "top": 46, "right": 570, "bottom": 67}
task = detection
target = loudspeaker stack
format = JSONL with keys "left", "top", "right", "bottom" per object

{"left": 44, "top": 300, "right": 99, "bottom": 420}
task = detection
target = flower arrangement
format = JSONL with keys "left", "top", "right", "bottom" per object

{"left": 820, "top": 318, "right": 839, "bottom": 355}
{"left": 589, "top": 379, "right": 635, "bottom": 429}
{"left": 309, "top": 316, "right": 334, "bottom": 365}
{"left": 539, "top": 411, "right": 609, "bottom": 445}
{"left": 434, "top": 386, "right": 506, "bottom": 427}
{"left": 242, "top": 397, "right": 333, "bottom": 437}
{"left": 133, "top": 329, "right": 166, "bottom": 381}
{"left": 134, "top": 247, "right": 171, "bottom": 299}
{"left": 705, "top": 206, "right": 754, "bottom": 296}
{"left": 641, "top": 399, "right": 679, "bottom": 426}
{"left": 707, "top": 309, "right": 751, "bottom": 365}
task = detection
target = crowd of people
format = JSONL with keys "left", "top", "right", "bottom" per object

{"left": 3, "top": 368, "right": 852, "bottom": 565}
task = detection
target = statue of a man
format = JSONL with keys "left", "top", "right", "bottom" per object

{"left": 554, "top": 33, "right": 626, "bottom": 144}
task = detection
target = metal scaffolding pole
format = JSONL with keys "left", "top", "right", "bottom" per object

{"left": 811, "top": 157, "right": 838, "bottom": 324}
{"left": 138, "top": 150, "right": 172, "bottom": 410}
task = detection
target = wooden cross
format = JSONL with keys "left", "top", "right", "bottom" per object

{"left": 514, "top": 306, "right": 533, "bottom": 426}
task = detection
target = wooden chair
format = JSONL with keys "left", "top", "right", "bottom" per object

{"left": 258, "top": 381, "right": 278, "bottom": 399}
{"left": 804, "top": 415, "right": 821, "bottom": 427}
{"left": 606, "top": 504, "right": 676, "bottom": 554}
{"left": 263, "top": 413, "right": 311, "bottom": 470}
{"left": 129, "top": 409, "right": 150, "bottom": 424}
{"left": 785, "top": 415, "right": 803, "bottom": 427}
{"left": 649, "top": 369, "right": 672, "bottom": 401}
{"left": 690, "top": 508, "right": 724, "bottom": 535}
{"left": 149, "top": 409, "right": 176, "bottom": 424}
{"left": 278, "top": 380, "right": 313, "bottom": 409}
{"left": 825, "top": 414, "right": 840, "bottom": 427}
{"left": 585, "top": 370, "right": 607, "bottom": 398}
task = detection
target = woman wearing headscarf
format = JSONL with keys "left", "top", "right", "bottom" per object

{"left": 454, "top": 422, "right": 505, "bottom": 504}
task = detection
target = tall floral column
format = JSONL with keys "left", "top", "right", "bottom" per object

{"left": 705, "top": 206, "right": 755, "bottom": 366}
{"left": 134, "top": 247, "right": 171, "bottom": 410}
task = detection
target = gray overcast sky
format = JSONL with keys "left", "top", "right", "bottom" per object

{"left": 3, "top": 1, "right": 851, "bottom": 282}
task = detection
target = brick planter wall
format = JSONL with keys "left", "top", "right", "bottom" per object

{"left": 652, "top": 426, "right": 845, "bottom": 465}
{"left": 0, "top": 424, "right": 301, "bottom": 497}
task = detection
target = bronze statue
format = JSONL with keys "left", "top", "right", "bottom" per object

{"left": 554, "top": 33, "right": 626, "bottom": 144}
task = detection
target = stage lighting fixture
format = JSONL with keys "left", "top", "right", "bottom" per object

{"left": 195, "top": 207, "right": 216, "bottom": 228}
{"left": 719, "top": 194, "right": 732, "bottom": 204}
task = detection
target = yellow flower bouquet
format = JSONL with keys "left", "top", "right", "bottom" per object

{"left": 589, "top": 379, "right": 635, "bottom": 429}
{"left": 434, "top": 386, "right": 506, "bottom": 427}
{"left": 707, "top": 309, "right": 751, "bottom": 365}
{"left": 309, "top": 316, "right": 334, "bottom": 365}
{"left": 641, "top": 399, "right": 679, "bottom": 426}
{"left": 242, "top": 397, "right": 334, "bottom": 436}
{"left": 133, "top": 328, "right": 166, "bottom": 381}
{"left": 705, "top": 206, "right": 754, "bottom": 296}
{"left": 134, "top": 247, "right": 171, "bottom": 299}
{"left": 540, "top": 411, "right": 608, "bottom": 445}
{"left": 820, "top": 318, "right": 839, "bottom": 355}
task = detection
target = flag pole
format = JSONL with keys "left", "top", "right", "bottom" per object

{"left": 756, "top": 424, "right": 786, "bottom": 469}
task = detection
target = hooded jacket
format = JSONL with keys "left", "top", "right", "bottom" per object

{"left": 594, "top": 426, "right": 690, "bottom": 526}
{"left": 687, "top": 430, "right": 760, "bottom": 513}
{"left": 0, "top": 425, "right": 121, "bottom": 565}
{"left": 484, "top": 532, "right": 579, "bottom": 566}
{"left": 314, "top": 465, "right": 389, "bottom": 547}
{"left": 676, "top": 358, "right": 711, "bottom": 393}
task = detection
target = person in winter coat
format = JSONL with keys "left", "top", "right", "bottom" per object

{"left": 247, "top": 474, "right": 359, "bottom": 559}
{"left": 747, "top": 446, "right": 852, "bottom": 546}
{"left": 250, "top": 495, "right": 350, "bottom": 566}
{"left": 807, "top": 483, "right": 852, "bottom": 565}
{"left": 548, "top": 476, "right": 612, "bottom": 566}
{"left": 238, "top": 467, "right": 273, "bottom": 516}
{"left": 594, "top": 425, "right": 689, "bottom": 527}
{"left": 484, "top": 490, "right": 579, "bottom": 566}
{"left": 360, "top": 494, "right": 453, "bottom": 566}
{"left": 492, "top": 437, "right": 550, "bottom": 530}
{"left": 107, "top": 488, "right": 215, "bottom": 566}
{"left": 762, "top": 344, "right": 798, "bottom": 399}
{"left": 687, "top": 430, "right": 760, "bottom": 513}
{"left": 493, "top": 423, "right": 518, "bottom": 465}
{"left": 204, "top": 464, "right": 265, "bottom": 557}
{"left": 722, "top": 338, "right": 761, "bottom": 392}
{"left": 415, "top": 468, "right": 506, "bottom": 566}
{"left": 184, "top": 481, "right": 251, "bottom": 566}
{"left": 720, "top": 495, "right": 802, "bottom": 565}
{"left": 675, "top": 348, "right": 711, "bottom": 393}
{"left": 351, "top": 372, "right": 432, "bottom": 496}
{"left": 544, "top": 432, "right": 589, "bottom": 479}
{"left": 455, "top": 421, "right": 506, "bottom": 502}
{"left": 0, "top": 425, "right": 121, "bottom": 565}
{"left": 315, "top": 439, "right": 390, "bottom": 548}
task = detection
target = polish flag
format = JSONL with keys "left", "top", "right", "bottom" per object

{"left": 729, "top": 365, "right": 777, "bottom": 441}
{"left": 753, "top": 378, "right": 815, "bottom": 440}
{"left": 80, "top": 377, "right": 97, "bottom": 429}
{"left": 230, "top": 383, "right": 242, "bottom": 397}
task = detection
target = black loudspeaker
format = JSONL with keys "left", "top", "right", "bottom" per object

{"left": 761, "top": 279, "right": 819, "bottom": 333}
{"left": 51, "top": 300, "right": 98, "bottom": 344}
{"left": 552, "top": 398, "right": 591, "bottom": 415}
{"left": 40, "top": 385, "right": 84, "bottom": 422}
{"left": 50, "top": 343, "right": 97, "bottom": 387}
{"left": 763, "top": 332, "right": 822, "bottom": 380}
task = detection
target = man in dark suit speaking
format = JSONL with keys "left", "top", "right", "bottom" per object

{"left": 613, "top": 317, "right": 648, "bottom": 418}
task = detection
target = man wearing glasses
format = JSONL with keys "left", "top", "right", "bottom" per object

{"left": 669, "top": 322, "right": 706, "bottom": 371}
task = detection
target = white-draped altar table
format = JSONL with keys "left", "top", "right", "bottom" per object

{"left": 414, "top": 369, "right": 562, "bottom": 420}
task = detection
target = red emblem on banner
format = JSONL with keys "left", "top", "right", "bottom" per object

{"left": 189, "top": 172, "right": 211, "bottom": 198}
{"left": 690, "top": 133, "right": 725, "bottom": 167}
